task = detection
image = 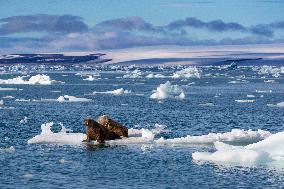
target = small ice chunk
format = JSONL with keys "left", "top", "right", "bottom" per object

{"left": 150, "top": 81, "right": 185, "bottom": 100}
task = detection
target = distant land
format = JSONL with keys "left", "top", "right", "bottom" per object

{"left": 0, "top": 53, "right": 111, "bottom": 64}
{"left": 1, "top": 44, "right": 284, "bottom": 65}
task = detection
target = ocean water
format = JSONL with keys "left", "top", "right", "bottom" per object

{"left": 0, "top": 64, "right": 283, "bottom": 188}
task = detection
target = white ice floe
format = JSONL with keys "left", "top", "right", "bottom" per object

{"left": 56, "top": 95, "right": 93, "bottom": 102}
{"left": 83, "top": 75, "right": 96, "bottom": 81}
{"left": 156, "top": 129, "right": 271, "bottom": 145}
{"left": 264, "top": 80, "right": 276, "bottom": 83}
{"left": 172, "top": 67, "right": 201, "bottom": 79}
{"left": 92, "top": 88, "right": 131, "bottom": 95}
{"left": 20, "top": 116, "right": 28, "bottom": 124}
{"left": 199, "top": 103, "right": 214, "bottom": 106}
{"left": 228, "top": 80, "right": 249, "bottom": 84}
{"left": 235, "top": 99, "right": 255, "bottom": 103}
{"left": 257, "top": 66, "right": 284, "bottom": 78}
{"left": 0, "top": 74, "right": 63, "bottom": 85}
{"left": 0, "top": 87, "right": 18, "bottom": 91}
{"left": 146, "top": 73, "right": 166, "bottom": 78}
{"left": 256, "top": 90, "right": 272, "bottom": 93}
{"left": 192, "top": 131, "right": 284, "bottom": 165}
{"left": 123, "top": 69, "right": 143, "bottom": 78}
{"left": 28, "top": 122, "right": 86, "bottom": 145}
{"left": 2, "top": 96, "right": 14, "bottom": 99}
{"left": 28, "top": 123, "right": 166, "bottom": 146}
{"left": 0, "top": 146, "right": 15, "bottom": 153}
{"left": 267, "top": 102, "right": 284, "bottom": 108}
{"left": 150, "top": 81, "right": 185, "bottom": 100}
{"left": 247, "top": 95, "right": 255, "bottom": 98}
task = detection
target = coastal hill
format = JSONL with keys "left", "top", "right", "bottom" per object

{"left": 1, "top": 44, "right": 284, "bottom": 65}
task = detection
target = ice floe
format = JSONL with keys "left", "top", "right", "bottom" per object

{"left": 150, "top": 81, "right": 185, "bottom": 100}
{"left": 83, "top": 75, "right": 96, "bottom": 81}
{"left": 0, "top": 74, "right": 63, "bottom": 85}
{"left": 156, "top": 129, "right": 270, "bottom": 145}
{"left": 28, "top": 122, "right": 86, "bottom": 145}
{"left": 123, "top": 69, "right": 143, "bottom": 78}
{"left": 172, "top": 67, "right": 201, "bottom": 78}
{"left": 0, "top": 146, "right": 15, "bottom": 153}
{"left": 20, "top": 116, "right": 28, "bottom": 124}
{"left": 235, "top": 99, "right": 255, "bottom": 103}
{"left": 56, "top": 95, "right": 93, "bottom": 102}
{"left": 146, "top": 73, "right": 166, "bottom": 78}
{"left": 192, "top": 131, "right": 284, "bottom": 165}
{"left": 267, "top": 102, "right": 284, "bottom": 108}
{"left": 0, "top": 87, "right": 19, "bottom": 91}
{"left": 92, "top": 88, "right": 131, "bottom": 95}
{"left": 28, "top": 122, "right": 168, "bottom": 146}
{"left": 257, "top": 66, "right": 284, "bottom": 78}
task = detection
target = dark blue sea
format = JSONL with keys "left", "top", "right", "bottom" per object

{"left": 0, "top": 64, "right": 283, "bottom": 188}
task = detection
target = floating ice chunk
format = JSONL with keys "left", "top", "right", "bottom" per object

{"left": 92, "top": 88, "right": 131, "bottom": 95}
{"left": 0, "top": 87, "right": 18, "bottom": 91}
{"left": 264, "top": 80, "right": 275, "bottom": 83}
{"left": 27, "top": 122, "right": 86, "bottom": 145}
{"left": 192, "top": 142, "right": 272, "bottom": 165}
{"left": 267, "top": 102, "right": 284, "bottom": 108}
{"left": 235, "top": 99, "right": 255, "bottom": 103}
{"left": 199, "top": 103, "right": 214, "bottom": 106}
{"left": 172, "top": 67, "right": 201, "bottom": 78}
{"left": 56, "top": 95, "right": 93, "bottom": 102}
{"left": 229, "top": 80, "right": 249, "bottom": 84}
{"left": 2, "top": 96, "right": 14, "bottom": 99}
{"left": 142, "top": 129, "right": 155, "bottom": 140}
{"left": 0, "top": 100, "right": 3, "bottom": 106}
{"left": 246, "top": 131, "right": 284, "bottom": 159}
{"left": 156, "top": 129, "right": 271, "bottom": 145}
{"left": 150, "top": 81, "right": 185, "bottom": 100}
{"left": 146, "top": 73, "right": 166, "bottom": 78}
{"left": 0, "top": 146, "right": 15, "bottom": 153}
{"left": 0, "top": 74, "right": 63, "bottom": 85}
{"left": 15, "top": 99, "right": 31, "bottom": 102}
{"left": 192, "top": 131, "right": 284, "bottom": 165}
{"left": 257, "top": 66, "right": 284, "bottom": 78}
{"left": 83, "top": 75, "right": 96, "bottom": 81}
{"left": 123, "top": 69, "right": 143, "bottom": 78}
{"left": 256, "top": 90, "right": 272, "bottom": 93}
{"left": 246, "top": 95, "right": 255, "bottom": 98}
{"left": 20, "top": 116, "right": 28, "bottom": 124}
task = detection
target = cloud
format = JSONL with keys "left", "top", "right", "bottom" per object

{"left": 0, "top": 14, "right": 284, "bottom": 53}
{"left": 167, "top": 17, "right": 247, "bottom": 32}
{"left": 0, "top": 14, "right": 88, "bottom": 35}
{"left": 162, "top": 1, "right": 214, "bottom": 7}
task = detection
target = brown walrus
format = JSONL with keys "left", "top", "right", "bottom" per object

{"left": 97, "top": 115, "right": 128, "bottom": 137}
{"left": 83, "top": 118, "right": 120, "bottom": 143}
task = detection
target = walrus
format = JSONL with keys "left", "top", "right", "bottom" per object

{"left": 97, "top": 115, "right": 128, "bottom": 137}
{"left": 83, "top": 118, "right": 121, "bottom": 143}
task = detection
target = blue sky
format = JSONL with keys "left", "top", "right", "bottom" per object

{"left": 0, "top": 0, "right": 284, "bottom": 53}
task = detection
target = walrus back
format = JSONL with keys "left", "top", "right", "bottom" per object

{"left": 97, "top": 115, "right": 128, "bottom": 137}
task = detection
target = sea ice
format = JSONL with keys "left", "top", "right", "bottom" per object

{"left": 267, "top": 102, "right": 284, "bottom": 108}
{"left": 146, "top": 73, "right": 166, "bottom": 78}
{"left": 150, "top": 81, "right": 185, "bottom": 100}
{"left": 56, "top": 95, "right": 93, "bottom": 102}
{"left": 172, "top": 67, "right": 201, "bottom": 79}
{"left": 192, "top": 131, "right": 284, "bottom": 165}
{"left": 27, "top": 122, "right": 86, "bottom": 145}
{"left": 156, "top": 129, "right": 271, "bottom": 145}
{"left": 92, "top": 88, "right": 131, "bottom": 95}
{"left": 0, "top": 74, "right": 63, "bottom": 85}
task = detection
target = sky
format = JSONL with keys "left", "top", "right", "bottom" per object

{"left": 0, "top": 0, "right": 284, "bottom": 53}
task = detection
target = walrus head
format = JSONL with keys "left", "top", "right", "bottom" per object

{"left": 84, "top": 118, "right": 93, "bottom": 127}
{"left": 97, "top": 115, "right": 110, "bottom": 125}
